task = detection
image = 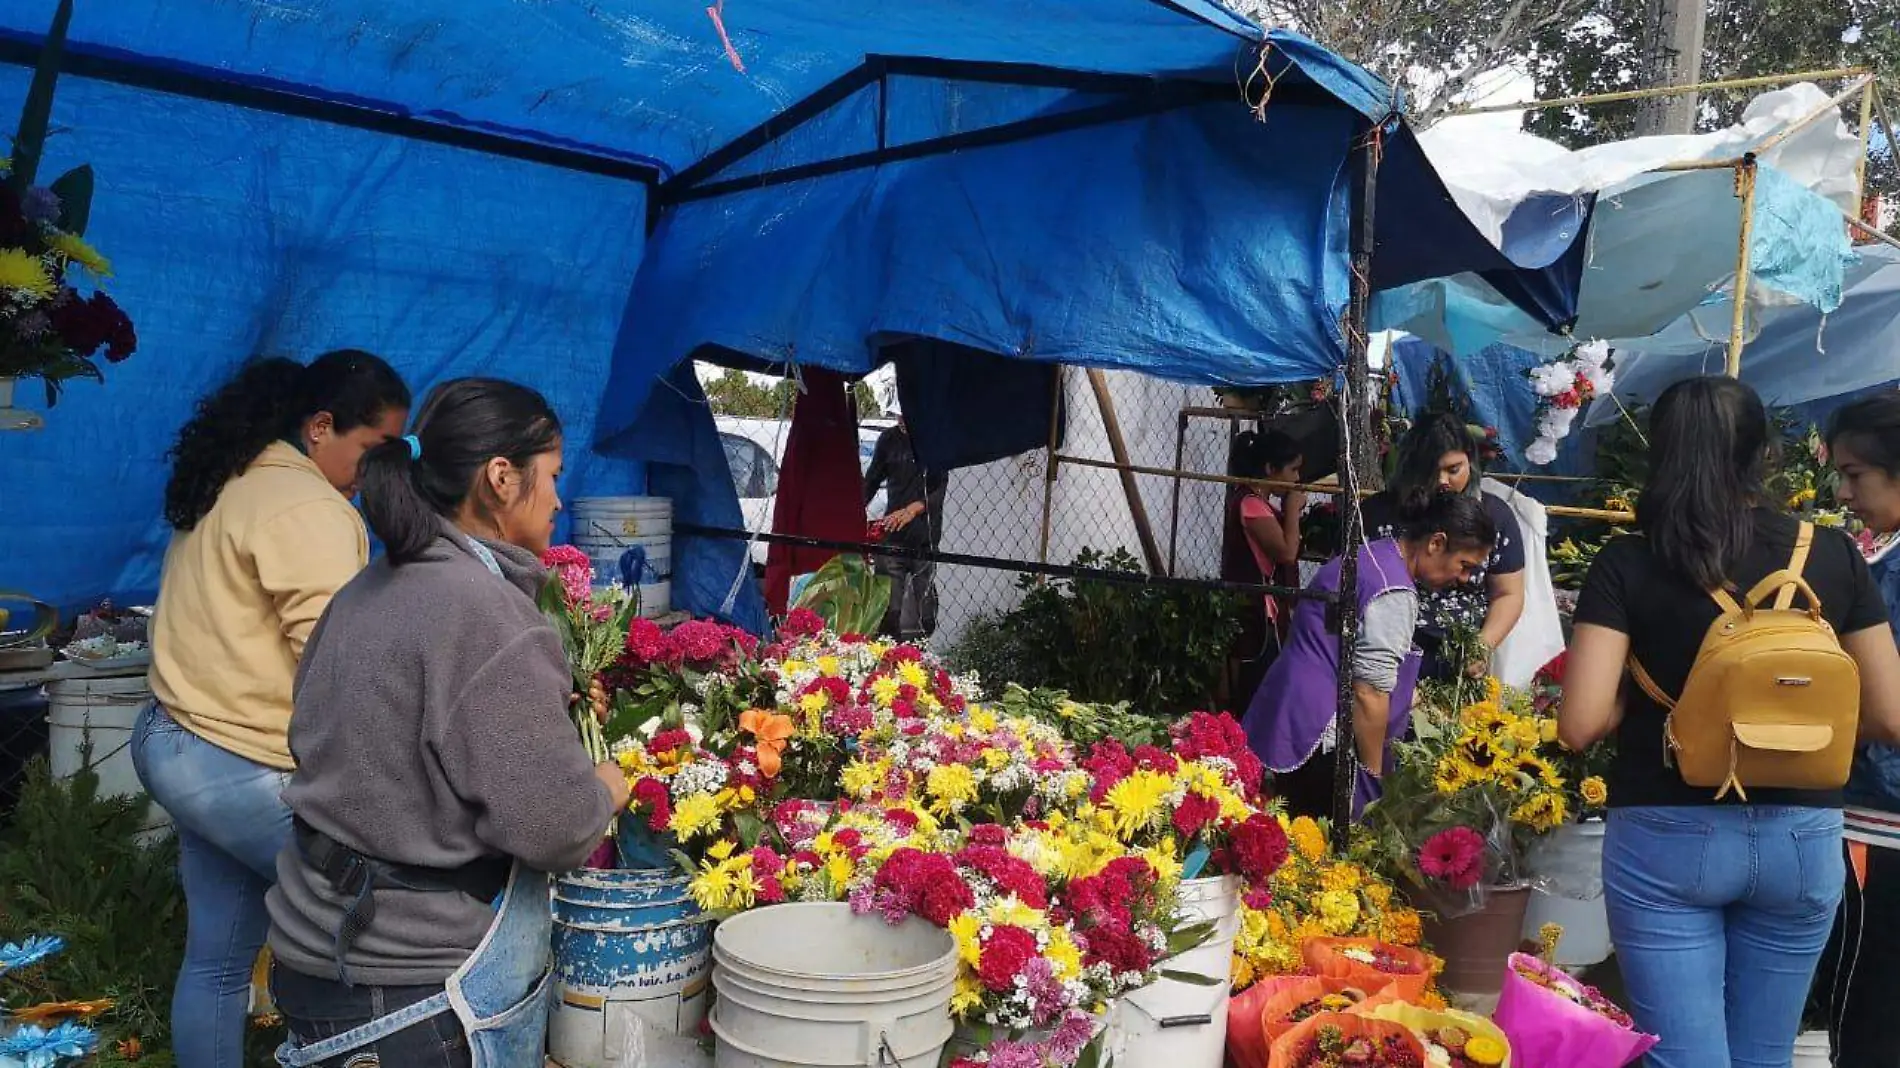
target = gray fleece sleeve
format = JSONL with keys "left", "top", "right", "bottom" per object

{"left": 1353, "top": 587, "right": 1418, "bottom": 691}
{"left": 432, "top": 626, "right": 616, "bottom": 873}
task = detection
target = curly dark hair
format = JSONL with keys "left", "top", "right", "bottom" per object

{"left": 164, "top": 350, "right": 410, "bottom": 530}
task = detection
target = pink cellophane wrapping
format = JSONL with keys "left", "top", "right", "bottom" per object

{"left": 1494, "top": 953, "right": 1658, "bottom": 1068}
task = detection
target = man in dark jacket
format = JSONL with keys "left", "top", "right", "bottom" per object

{"left": 863, "top": 415, "right": 945, "bottom": 641}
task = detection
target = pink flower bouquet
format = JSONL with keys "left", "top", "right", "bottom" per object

{"left": 1493, "top": 953, "right": 1656, "bottom": 1068}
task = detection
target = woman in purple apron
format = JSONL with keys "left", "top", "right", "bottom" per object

{"left": 1244, "top": 492, "right": 1497, "bottom": 820}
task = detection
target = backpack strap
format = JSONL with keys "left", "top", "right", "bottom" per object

{"left": 1627, "top": 657, "right": 1675, "bottom": 711}
{"left": 1772, "top": 522, "right": 1816, "bottom": 611}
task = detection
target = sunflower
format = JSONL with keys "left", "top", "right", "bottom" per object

{"left": 1510, "top": 791, "right": 1569, "bottom": 834}
{"left": 1456, "top": 733, "right": 1505, "bottom": 774}
{"left": 1433, "top": 758, "right": 1471, "bottom": 797}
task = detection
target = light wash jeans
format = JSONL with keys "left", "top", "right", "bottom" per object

{"left": 131, "top": 702, "right": 293, "bottom": 1068}
{"left": 1605, "top": 805, "right": 1844, "bottom": 1068}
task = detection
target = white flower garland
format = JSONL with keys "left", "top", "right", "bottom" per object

{"left": 1525, "top": 339, "right": 1614, "bottom": 466}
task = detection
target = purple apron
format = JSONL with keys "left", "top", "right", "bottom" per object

{"left": 1242, "top": 538, "right": 1422, "bottom": 819}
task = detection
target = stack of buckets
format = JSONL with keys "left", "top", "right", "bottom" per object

{"left": 570, "top": 497, "right": 672, "bottom": 619}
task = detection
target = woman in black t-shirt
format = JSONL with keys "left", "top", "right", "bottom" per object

{"left": 1361, "top": 413, "right": 1525, "bottom": 680}
{"left": 1560, "top": 377, "right": 1900, "bottom": 1068}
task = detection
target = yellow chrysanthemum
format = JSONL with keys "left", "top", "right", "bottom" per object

{"left": 816, "top": 655, "right": 841, "bottom": 676}
{"left": 0, "top": 248, "right": 53, "bottom": 301}
{"left": 1289, "top": 817, "right": 1328, "bottom": 861}
{"left": 1102, "top": 770, "right": 1174, "bottom": 841}
{"left": 925, "top": 763, "right": 979, "bottom": 815}
{"left": 48, "top": 232, "right": 109, "bottom": 275}
{"left": 896, "top": 661, "right": 929, "bottom": 689}
{"left": 668, "top": 793, "right": 723, "bottom": 841}
{"left": 1363, "top": 880, "right": 1393, "bottom": 910}
{"left": 1580, "top": 776, "right": 1609, "bottom": 807}
{"left": 985, "top": 897, "right": 1045, "bottom": 929}
{"left": 969, "top": 706, "right": 999, "bottom": 733}
{"left": 981, "top": 747, "right": 1010, "bottom": 771}
{"left": 1317, "top": 889, "right": 1361, "bottom": 935}
{"left": 840, "top": 758, "right": 888, "bottom": 799}
{"left": 949, "top": 972, "right": 985, "bottom": 1018}
{"left": 870, "top": 675, "right": 901, "bottom": 708}
{"left": 1046, "top": 926, "right": 1084, "bottom": 982}
{"left": 947, "top": 912, "right": 983, "bottom": 967}
{"left": 1142, "top": 842, "right": 1183, "bottom": 887}
{"left": 1319, "top": 863, "right": 1362, "bottom": 893}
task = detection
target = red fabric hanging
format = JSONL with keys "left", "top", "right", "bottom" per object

{"left": 763, "top": 368, "right": 866, "bottom": 616}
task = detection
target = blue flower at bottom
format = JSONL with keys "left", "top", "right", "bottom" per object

{"left": 0, "top": 937, "right": 64, "bottom": 977}
{"left": 0, "top": 1022, "right": 98, "bottom": 1068}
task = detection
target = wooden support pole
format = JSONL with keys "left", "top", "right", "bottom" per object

{"left": 1857, "top": 79, "right": 1877, "bottom": 215}
{"left": 1037, "top": 367, "right": 1064, "bottom": 566}
{"left": 1448, "top": 67, "right": 1869, "bottom": 118}
{"left": 1085, "top": 367, "right": 1165, "bottom": 575}
{"left": 1727, "top": 159, "right": 1759, "bottom": 378}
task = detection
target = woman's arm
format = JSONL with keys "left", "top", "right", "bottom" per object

{"left": 1479, "top": 570, "right": 1527, "bottom": 653}
{"left": 1843, "top": 624, "right": 1900, "bottom": 744}
{"left": 1558, "top": 622, "right": 1628, "bottom": 751}
{"left": 1243, "top": 512, "right": 1299, "bottom": 567}
{"left": 1351, "top": 587, "right": 1417, "bottom": 776}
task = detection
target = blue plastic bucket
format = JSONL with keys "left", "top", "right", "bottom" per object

{"left": 548, "top": 867, "right": 712, "bottom": 1067}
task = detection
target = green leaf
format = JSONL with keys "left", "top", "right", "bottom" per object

{"left": 1165, "top": 920, "right": 1217, "bottom": 957}
{"left": 10, "top": 0, "right": 74, "bottom": 192}
{"left": 1159, "top": 968, "right": 1226, "bottom": 987}
{"left": 48, "top": 163, "right": 89, "bottom": 235}
{"left": 734, "top": 811, "right": 766, "bottom": 849}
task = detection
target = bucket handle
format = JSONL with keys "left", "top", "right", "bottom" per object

{"left": 875, "top": 1032, "right": 905, "bottom": 1068}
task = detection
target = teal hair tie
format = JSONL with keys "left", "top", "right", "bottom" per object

{"left": 403, "top": 434, "right": 422, "bottom": 460}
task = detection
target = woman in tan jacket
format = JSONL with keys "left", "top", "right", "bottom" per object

{"left": 133, "top": 351, "right": 409, "bottom": 1068}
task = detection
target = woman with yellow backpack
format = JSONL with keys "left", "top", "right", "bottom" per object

{"left": 1558, "top": 376, "right": 1900, "bottom": 1068}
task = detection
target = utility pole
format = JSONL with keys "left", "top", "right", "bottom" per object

{"left": 1634, "top": 0, "right": 1707, "bottom": 135}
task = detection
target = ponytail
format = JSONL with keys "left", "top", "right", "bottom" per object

{"left": 360, "top": 378, "right": 562, "bottom": 565}
{"left": 1399, "top": 490, "right": 1495, "bottom": 553}
{"left": 165, "top": 350, "right": 409, "bottom": 530}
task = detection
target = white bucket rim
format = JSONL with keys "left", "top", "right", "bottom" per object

{"left": 712, "top": 959, "right": 956, "bottom": 1002}
{"left": 712, "top": 904, "right": 957, "bottom": 985}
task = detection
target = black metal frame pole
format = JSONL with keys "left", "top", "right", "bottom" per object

{"left": 1330, "top": 118, "right": 1381, "bottom": 846}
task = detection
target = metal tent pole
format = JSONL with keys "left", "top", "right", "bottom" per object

{"left": 1331, "top": 118, "right": 1382, "bottom": 845}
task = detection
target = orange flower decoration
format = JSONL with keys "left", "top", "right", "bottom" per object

{"left": 739, "top": 709, "right": 795, "bottom": 778}
{"left": 116, "top": 1037, "right": 145, "bottom": 1061}
{"left": 10, "top": 998, "right": 113, "bottom": 1024}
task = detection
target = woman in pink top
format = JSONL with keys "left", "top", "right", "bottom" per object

{"left": 1223, "top": 429, "right": 1306, "bottom": 704}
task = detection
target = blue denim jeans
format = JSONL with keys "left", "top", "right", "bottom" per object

{"left": 271, "top": 965, "right": 471, "bottom": 1068}
{"left": 1605, "top": 805, "right": 1844, "bottom": 1068}
{"left": 131, "top": 702, "right": 293, "bottom": 1068}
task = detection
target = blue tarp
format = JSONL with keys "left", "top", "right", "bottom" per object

{"left": 0, "top": 0, "right": 1595, "bottom": 624}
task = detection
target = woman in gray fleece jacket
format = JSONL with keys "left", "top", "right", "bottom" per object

{"left": 265, "top": 378, "right": 630, "bottom": 1067}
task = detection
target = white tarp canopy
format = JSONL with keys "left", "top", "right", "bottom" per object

{"left": 1376, "top": 84, "right": 1863, "bottom": 357}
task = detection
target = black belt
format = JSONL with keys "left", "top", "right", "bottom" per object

{"left": 293, "top": 817, "right": 510, "bottom": 985}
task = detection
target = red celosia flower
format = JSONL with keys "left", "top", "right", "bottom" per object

{"left": 631, "top": 777, "right": 672, "bottom": 832}
{"left": 976, "top": 925, "right": 1039, "bottom": 991}
{"left": 1132, "top": 744, "right": 1175, "bottom": 774}
{"left": 671, "top": 620, "right": 728, "bottom": 663}
{"left": 1171, "top": 792, "right": 1222, "bottom": 840}
{"left": 781, "top": 607, "right": 825, "bottom": 638}
{"left": 954, "top": 845, "right": 1048, "bottom": 909}
{"left": 624, "top": 618, "right": 677, "bottom": 664}
{"left": 966, "top": 824, "right": 1009, "bottom": 848}
{"left": 1228, "top": 812, "right": 1291, "bottom": 884}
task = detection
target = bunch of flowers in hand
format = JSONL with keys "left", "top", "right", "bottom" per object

{"left": 1231, "top": 815, "right": 1432, "bottom": 993}
{"left": 1524, "top": 339, "right": 1613, "bottom": 466}
{"left": 538, "top": 546, "right": 641, "bottom": 762}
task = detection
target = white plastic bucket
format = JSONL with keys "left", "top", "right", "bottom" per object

{"left": 633, "top": 581, "right": 671, "bottom": 620}
{"left": 1522, "top": 821, "right": 1611, "bottom": 968}
{"left": 1792, "top": 1031, "right": 1832, "bottom": 1068}
{"left": 549, "top": 868, "right": 713, "bottom": 1068}
{"left": 45, "top": 676, "right": 170, "bottom": 840}
{"left": 572, "top": 498, "right": 673, "bottom": 541}
{"left": 575, "top": 537, "right": 672, "bottom": 583}
{"left": 710, "top": 902, "right": 957, "bottom": 1068}
{"left": 1109, "top": 875, "right": 1240, "bottom": 1067}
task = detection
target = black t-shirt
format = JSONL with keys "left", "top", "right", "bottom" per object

{"left": 1574, "top": 509, "right": 1890, "bottom": 808}
{"left": 1361, "top": 489, "right": 1525, "bottom": 635}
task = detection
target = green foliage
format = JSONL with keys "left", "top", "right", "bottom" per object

{"left": 0, "top": 758, "right": 286, "bottom": 1066}
{"left": 0, "top": 757, "right": 179, "bottom": 1062}
{"left": 990, "top": 683, "right": 1165, "bottom": 750}
{"left": 701, "top": 367, "right": 880, "bottom": 419}
{"left": 942, "top": 548, "right": 1242, "bottom": 720}
{"left": 791, "top": 553, "right": 892, "bottom": 637}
